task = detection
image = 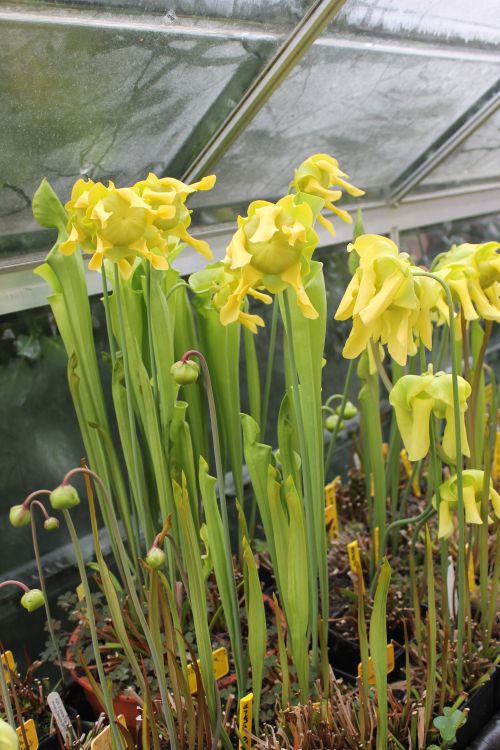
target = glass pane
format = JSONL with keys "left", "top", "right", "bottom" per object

{"left": 191, "top": 42, "right": 500, "bottom": 212}
{"left": 419, "top": 108, "right": 500, "bottom": 191}
{"left": 333, "top": 0, "right": 500, "bottom": 46}
{"left": 0, "top": 8, "right": 290, "bottom": 257}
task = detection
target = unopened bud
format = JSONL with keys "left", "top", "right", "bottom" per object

{"left": 145, "top": 546, "right": 165, "bottom": 570}
{"left": 20, "top": 588, "right": 45, "bottom": 612}
{"left": 50, "top": 484, "right": 80, "bottom": 510}
{"left": 170, "top": 359, "right": 199, "bottom": 385}
{"left": 338, "top": 401, "right": 357, "bottom": 420}
{"left": 44, "top": 517, "right": 60, "bottom": 532}
{"left": 325, "top": 414, "right": 344, "bottom": 433}
{"left": 9, "top": 504, "right": 30, "bottom": 528}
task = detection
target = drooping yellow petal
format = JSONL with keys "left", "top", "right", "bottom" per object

{"left": 438, "top": 501, "right": 454, "bottom": 539}
{"left": 463, "top": 485, "right": 482, "bottom": 524}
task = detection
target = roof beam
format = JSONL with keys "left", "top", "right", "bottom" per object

{"left": 389, "top": 80, "right": 500, "bottom": 204}
{"left": 181, "top": 0, "right": 347, "bottom": 182}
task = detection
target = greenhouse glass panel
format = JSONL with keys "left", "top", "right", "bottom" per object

{"left": 0, "top": 2, "right": 310, "bottom": 260}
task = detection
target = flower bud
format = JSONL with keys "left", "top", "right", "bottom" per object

{"left": 170, "top": 359, "right": 199, "bottom": 385}
{"left": 20, "top": 588, "right": 45, "bottom": 612}
{"left": 50, "top": 484, "right": 80, "bottom": 510}
{"left": 44, "top": 516, "right": 60, "bottom": 532}
{"left": 324, "top": 414, "right": 344, "bottom": 433}
{"left": 145, "top": 546, "right": 166, "bottom": 570}
{"left": 338, "top": 401, "right": 357, "bottom": 420}
{"left": 0, "top": 718, "right": 19, "bottom": 750}
{"left": 9, "top": 504, "right": 31, "bottom": 528}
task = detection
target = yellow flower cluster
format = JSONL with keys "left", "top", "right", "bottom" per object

{"left": 335, "top": 235, "right": 440, "bottom": 366}
{"left": 291, "top": 153, "right": 365, "bottom": 236}
{"left": 432, "top": 242, "right": 500, "bottom": 324}
{"left": 59, "top": 173, "right": 215, "bottom": 278}
{"left": 389, "top": 369, "right": 471, "bottom": 462}
{"left": 434, "top": 469, "right": 500, "bottom": 539}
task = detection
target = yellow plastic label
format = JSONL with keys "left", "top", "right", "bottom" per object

{"left": 466, "top": 544, "right": 476, "bottom": 593}
{"left": 2, "top": 650, "right": 15, "bottom": 684}
{"left": 76, "top": 583, "right": 85, "bottom": 602}
{"left": 238, "top": 693, "right": 253, "bottom": 749}
{"left": 187, "top": 647, "right": 229, "bottom": 695}
{"left": 16, "top": 719, "right": 39, "bottom": 750}
{"left": 357, "top": 643, "right": 395, "bottom": 685}
{"left": 347, "top": 540, "right": 365, "bottom": 593}
{"left": 493, "top": 432, "right": 500, "bottom": 482}
{"left": 90, "top": 715, "right": 126, "bottom": 750}
{"left": 324, "top": 477, "right": 340, "bottom": 538}
{"left": 382, "top": 442, "right": 389, "bottom": 460}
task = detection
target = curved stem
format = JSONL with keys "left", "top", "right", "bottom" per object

{"left": 62, "top": 510, "right": 121, "bottom": 750}
{"left": 180, "top": 350, "right": 245, "bottom": 695}
{"left": 30, "top": 504, "right": 65, "bottom": 684}
{"left": 324, "top": 358, "right": 356, "bottom": 477}
{"left": 21, "top": 489, "right": 51, "bottom": 511}
{"left": 261, "top": 297, "right": 279, "bottom": 440}
{"left": 412, "top": 269, "right": 466, "bottom": 686}
{"left": 62, "top": 468, "right": 179, "bottom": 749}
{"left": 165, "top": 280, "right": 188, "bottom": 303}
{"left": 0, "top": 580, "right": 29, "bottom": 593}
{"left": 370, "top": 340, "right": 393, "bottom": 393}
{"left": 145, "top": 263, "right": 158, "bottom": 402}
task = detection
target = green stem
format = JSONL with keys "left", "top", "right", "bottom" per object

{"left": 324, "top": 358, "right": 356, "bottom": 477}
{"left": 64, "top": 468, "right": 179, "bottom": 749}
{"left": 30, "top": 501, "right": 65, "bottom": 685}
{"left": 261, "top": 297, "right": 279, "bottom": 441}
{"left": 180, "top": 350, "right": 246, "bottom": 695}
{"left": 62, "top": 510, "right": 121, "bottom": 750}
{"left": 113, "top": 265, "right": 152, "bottom": 544}
{"left": 101, "top": 265, "right": 116, "bottom": 366}
{"left": 145, "top": 263, "right": 159, "bottom": 403}
{"left": 430, "top": 416, "right": 450, "bottom": 631}
{"left": 282, "top": 291, "right": 320, "bottom": 667}
{"left": 412, "top": 269, "right": 466, "bottom": 687}
{"left": 370, "top": 340, "right": 393, "bottom": 394}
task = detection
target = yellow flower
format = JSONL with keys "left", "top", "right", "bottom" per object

{"left": 220, "top": 194, "right": 320, "bottom": 323}
{"left": 58, "top": 172, "right": 216, "bottom": 278}
{"left": 291, "top": 153, "right": 364, "bottom": 236}
{"left": 189, "top": 263, "right": 270, "bottom": 333}
{"left": 335, "top": 235, "right": 438, "bottom": 366}
{"left": 134, "top": 172, "right": 216, "bottom": 260}
{"left": 432, "top": 242, "right": 500, "bottom": 323}
{"left": 389, "top": 369, "right": 471, "bottom": 462}
{"left": 433, "top": 469, "right": 500, "bottom": 539}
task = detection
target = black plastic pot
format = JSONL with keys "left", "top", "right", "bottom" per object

{"left": 453, "top": 668, "right": 500, "bottom": 750}
{"left": 467, "top": 712, "right": 500, "bottom": 749}
{"left": 328, "top": 629, "right": 405, "bottom": 684}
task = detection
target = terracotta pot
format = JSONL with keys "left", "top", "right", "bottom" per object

{"left": 67, "top": 626, "right": 139, "bottom": 730}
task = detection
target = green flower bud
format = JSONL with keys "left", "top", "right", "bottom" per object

{"left": 9, "top": 504, "right": 31, "bottom": 528}
{"left": 50, "top": 484, "right": 80, "bottom": 510}
{"left": 338, "top": 401, "right": 357, "bottom": 420}
{"left": 20, "top": 588, "right": 45, "bottom": 612}
{"left": 44, "top": 516, "right": 60, "bottom": 532}
{"left": 324, "top": 414, "right": 344, "bottom": 433}
{"left": 145, "top": 546, "right": 165, "bottom": 569}
{"left": 0, "top": 717, "right": 19, "bottom": 750}
{"left": 170, "top": 359, "right": 199, "bottom": 385}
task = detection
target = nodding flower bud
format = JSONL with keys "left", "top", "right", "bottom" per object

{"left": 44, "top": 517, "right": 60, "bottom": 532}
{"left": 9, "top": 504, "right": 31, "bottom": 528}
{"left": 325, "top": 414, "right": 344, "bottom": 433}
{"left": 145, "top": 546, "right": 165, "bottom": 570}
{"left": 0, "top": 718, "right": 19, "bottom": 750}
{"left": 338, "top": 401, "right": 357, "bottom": 420}
{"left": 49, "top": 484, "right": 80, "bottom": 510}
{"left": 20, "top": 588, "right": 45, "bottom": 612}
{"left": 170, "top": 359, "right": 199, "bottom": 385}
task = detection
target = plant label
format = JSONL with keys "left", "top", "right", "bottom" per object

{"left": 357, "top": 643, "right": 395, "bottom": 685}
{"left": 187, "top": 646, "right": 229, "bottom": 694}
{"left": 347, "top": 540, "right": 365, "bottom": 593}
{"left": 76, "top": 583, "right": 85, "bottom": 601}
{"left": 324, "top": 477, "right": 339, "bottom": 538}
{"left": 90, "top": 715, "right": 126, "bottom": 750}
{"left": 465, "top": 543, "right": 476, "bottom": 593}
{"left": 1, "top": 650, "right": 15, "bottom": 684}
{"left": 16, "top": 718, "right": 39, "bottom": 750}
{"left": 374, "top": 526, "right": 380, "bottom": 563}
{"left": 47, "top": 692, "right": 72, "bottom": 740}
{"left": 238, "top": 692, "right": 253, "bottom": 749}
